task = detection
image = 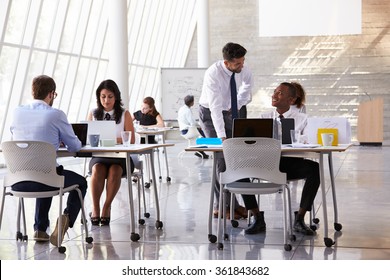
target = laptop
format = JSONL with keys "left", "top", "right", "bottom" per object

{"left": 232, "top": 118, "right": 274, "bottom": 138}
{"left": 83, "top": 120, "right": 117, "bottom": 144}
{"left": 280, "top": 118, "right": 295, "bottom": 144}
{"left": 71, "top": 123, "right": 88, "bottom": 146}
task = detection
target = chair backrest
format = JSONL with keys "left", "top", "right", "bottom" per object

{"left": 221, "top": 137, "right": 286, "bottom": 185}
{"left": 182, "top": 126, "right": 200, "bottom": 140}
{"left": 1, "top": 141, "right": 64, "bottom": 188}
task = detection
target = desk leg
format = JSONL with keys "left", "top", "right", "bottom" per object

{"left": 149, "top": 150, "right": 163, "bottom": 229}
{"left": 328, "top": 152, "right": 342, "bottom": 231}
{"left": 320, "top": 153, "right": 335, "bottom": 247}
{"left": 208, "top": 153, "right": 217, "bottom": 243}
{"left": 161, "top": 135, "right": 171, "bottom": 182}
{"left": 126, "top": 153, "right": 140, "bottom": 242}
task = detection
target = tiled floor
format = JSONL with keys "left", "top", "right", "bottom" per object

{"left": 1, "top": 141, "right": 390, "bottom": 260}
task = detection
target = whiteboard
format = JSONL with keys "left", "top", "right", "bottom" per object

{"left": 161, "top": 68, "right": 206, "bottom": 121}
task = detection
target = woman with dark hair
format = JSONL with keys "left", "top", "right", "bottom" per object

{"left": 132, "top": 96, "right": 164, "bottom": 144}
{"left": 87, "top": 79, "right": 135, "bottom": 226}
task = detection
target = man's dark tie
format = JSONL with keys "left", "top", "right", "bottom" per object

{"left": 230, "top": 73, "right": 238, "bottom": 120}
{"left": 104, "top": 113, "right": 111, "bottom": 120}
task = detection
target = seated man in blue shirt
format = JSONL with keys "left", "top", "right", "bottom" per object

{"left": 10, "top": 75, "right": 88, "bottom": 246}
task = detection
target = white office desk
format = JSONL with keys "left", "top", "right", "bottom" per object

{"left": 136, "top": 127, "right": 177, "bottom": 182}
{"left": 59, "top": 143, "right": 174, "bottom": 242}
{"left": 185, "top": 143, "right": 353, "bottom": 247}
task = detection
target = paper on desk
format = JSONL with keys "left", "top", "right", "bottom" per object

{"left": 288, "top": 143, "right": 321, "bottom": 148}
{"left": 189, "top": 144, "right": 223, "bottom": 148}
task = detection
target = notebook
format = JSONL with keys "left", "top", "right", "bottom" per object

{"left": 71, "top": 123, "right": 88, "bottom": 146}
{"left": 280, "top": 118, "right": 295, "bottom": 144}
{"left": 232, "top": 118, "right": 274, "bottom": 138}
{"left": 83, "top": 120, "right": 117, "bottom": 144}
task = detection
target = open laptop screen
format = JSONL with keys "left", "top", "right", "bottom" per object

{"left": 71, "top": 123, "right": 88, "bottom": 146}
{"left": 83, "top": 120, "right": 117, "bottom": 144}
{"left": 281, "top": 118, "right": 295, "bottom": 144}
{"left": 232, "top": 118, "right": 274, "bottom": 138}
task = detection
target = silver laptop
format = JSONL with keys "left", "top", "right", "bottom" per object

{"left": 83, "top": 120, "right": 116, "bottom": 144}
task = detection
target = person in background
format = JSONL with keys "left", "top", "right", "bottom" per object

{"left": 132, "top": 96, "right": 164, "bottom": 144}
{"left": 241, "top": 82, "right": 319, "bottom": 235}
{"left": 198, "top": 42, "right": 253, "bottom": 220}
{"left": 290, "top": 81, "right": 306, "bottom": 113}
{"left": 177, "top": 94, "right": 209, "bottom": 159}
{"left": 10, "top": 75, "right": 87, "bottom": 246}
{"left": 87, "top": 79, "right": 135, "bottom": 226}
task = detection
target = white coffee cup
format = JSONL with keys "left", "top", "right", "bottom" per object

{"left": 321, "top": 133, "right": 334, "bottom": 146}
{"left": 121, "top": 131, "right": 132, "bottom": 147}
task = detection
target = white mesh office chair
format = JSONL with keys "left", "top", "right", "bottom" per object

{"left": 0, "top": 141, "right": 93, "bottom": 253}
{"left": 217, "top": 137, "right": 295, "bottom": 251}
{"left": 178, "top": 126, "right": 202, "bottom": 158}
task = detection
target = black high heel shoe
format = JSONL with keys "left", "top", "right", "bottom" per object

{"left": 100, "top": 217, "right": 110, "bottom": 226}
{"left": 89, "top": 212, "right": 100, "bottom": 226}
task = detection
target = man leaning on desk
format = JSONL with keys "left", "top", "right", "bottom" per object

{"left": 242, "top": 82, "right": 320, "bottom": 235}
{"left": 9, "top": 75, "right": 88, "bottom": 246}
{"left": 198, "top": 42, "right": 253, "bottom": 220}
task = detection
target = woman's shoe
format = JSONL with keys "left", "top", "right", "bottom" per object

{"left": 100, "top": 217, "right": 110, "bottom": 226}
{"left": 89, "top": 212, "right": 100, "bottom": 226}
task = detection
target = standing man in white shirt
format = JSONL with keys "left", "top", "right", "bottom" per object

{"left": 177, "top": 94, "right": 209, "bottom": 158}
{"left": 198, "top": 42, "right": 253, "bottom": 219}
{"left": 10, "top": 75, "right": 88, "bottom": 246}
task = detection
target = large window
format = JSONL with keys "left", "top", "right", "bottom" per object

{"left": 0, "top": 0, "right": 197, "bottom": 142}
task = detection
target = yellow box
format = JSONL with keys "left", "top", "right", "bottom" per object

{"left": 317, "top": 128, "right": 338, "bottom": 146}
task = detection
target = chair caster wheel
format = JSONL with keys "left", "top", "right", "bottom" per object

{"left": 130, "top": 233, "right": 140, "bottom": 242}
{"left": 284, "top": 244, "right": 292, "bottom": 251}
{"left": 324, "top": 237, "right": 335, "bottom": 247}
{"left": 167, "top": 177, "right": 171, "bottom": 182}
{"left": 223, "top": 233, "right": 229, "bottom": 240}
{"left": 58, "top": 246, "right": 66, "bottom": 253}
{"left": 290, "top": 234, "right": 296, "bottom": 242}
{"left": 16, "top": 231, "right": 23, "bottom": 241}
{"left": 313, "top": 218, "right": 320, "bottom": 224}
{"left": 231, "top": 220, "right": 239, "bottom": 228}
{"left": 139, "top": 219, "right": 145, "bottom": 225}
{"left": 155, "top": 220, "right": 163, "bottom": 229}
{"left": 159, "top": 176, "right": 162, "bottom": 181}
{"left": 86, "top": 236, "right": 93, "bottom": 244}
{"left": 334, "top": 222, "right": 342, "bottom": 231}
{"left": 145, "top": 183, "right": 151, "bottom": 189}
{"left": 144, "top": 213, "right": 150, "bottom": 218}
{"left": 208, "top": 234, "right": 217, "bottom": 243}
{"left": 217, "top": 243, "right": 224, "bottom": 250}
{"left": 310, "top": 225, "right": 317, "bottom": 231}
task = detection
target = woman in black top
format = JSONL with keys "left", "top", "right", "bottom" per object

{"left": 132, "top": 96, "right": 164, "bottom": 143}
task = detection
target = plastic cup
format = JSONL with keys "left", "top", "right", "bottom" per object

{"left": 121, "top": 131, "right": 132, "bottom": 146}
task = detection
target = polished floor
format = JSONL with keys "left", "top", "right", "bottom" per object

{"left": 0, "top": 140, "right": 390, "bottom": 260}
